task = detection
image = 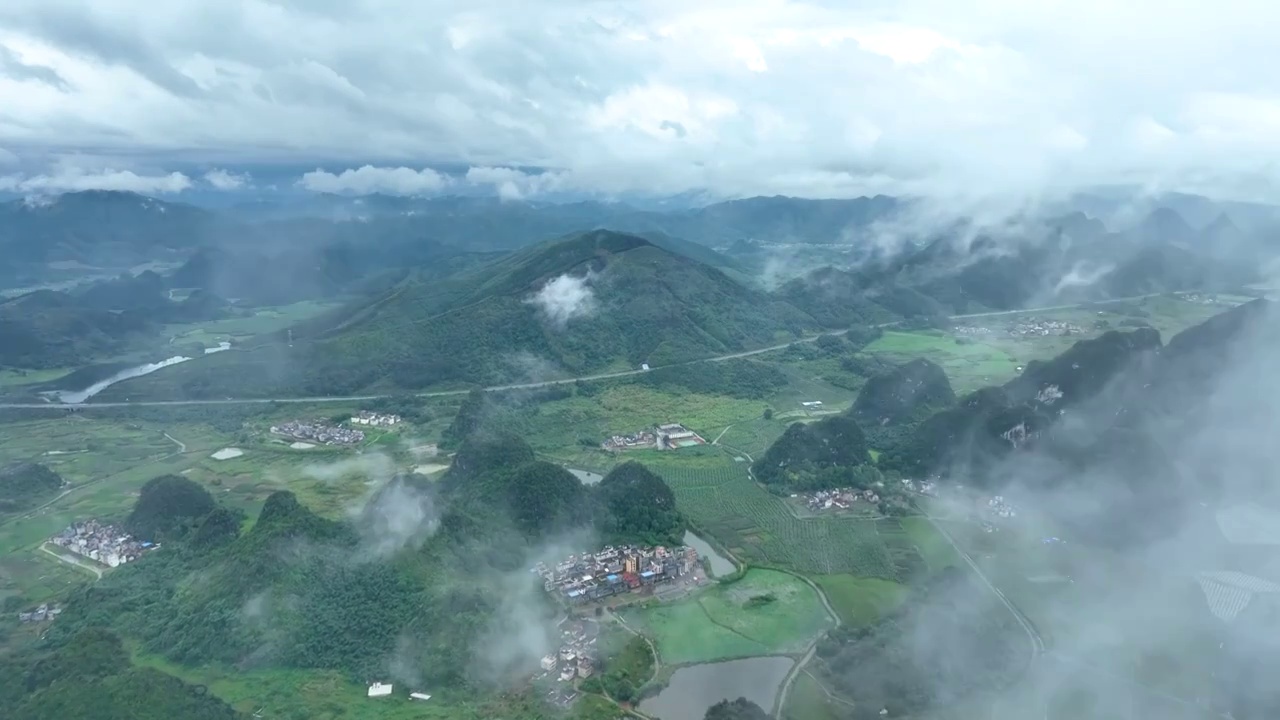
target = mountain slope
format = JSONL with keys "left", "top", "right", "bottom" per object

{"left": 109, "top": 230, "right": 820, "bottom": 398}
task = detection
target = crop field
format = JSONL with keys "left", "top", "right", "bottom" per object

{"left": 783, "top": 672, "right": 845, "bottom": 720}
{"left": 658, "top": 459, "right": 900, "bottom": 578}
{"left": 863, "top": 331, "right": 1020, "bottom": 394}
{"left": 813, "top": 575, "right": 907, "bottom": 627}
{"left": 622, "top": 569, "right": 832, "bottom": 665}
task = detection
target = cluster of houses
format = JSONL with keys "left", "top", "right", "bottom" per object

{"left": 539, "top": 620, "right": 599, "bottom": 684}
{"left": 270, "top": 420, "right": 364, "bottom": 446}
{"left": 17, "top": 602, "right": 62, "bottom": 623}
{"left": 986, "top": 495, "right": 1018, "bottom": 519}
{"left": 1005, "top": 318, "right": 1084, "bottom": 337}
{"left": 349, "top": 411, "right": 402, "bottom": 427}
{"left": 365, "top": 683, "right": 431, "bottom": 702}
{"left": 798, "top": 487, "right": 881, "bottom": 512}
{"left": 602, "top": 430, "right": 657, "bottom": 451}
{"left": 602, "top": 423, "right": 707, "bottom": 452}
{"left": 536, "top": 544, "right": 700, "bottom": 606}
{"left": 50, "top": 520, "right": 153, "bottom": 568}
{"left": 901, "top": 477, "right": 938, "bottom": 496}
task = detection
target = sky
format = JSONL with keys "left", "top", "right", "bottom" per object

{"left": 1, "top": 0, "right": 1280, "bottom": 201}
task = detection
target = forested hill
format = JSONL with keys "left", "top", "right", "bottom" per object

{"left": 108, "top": 230, "right": 824, "bottom": 399}
{"left": 31, "top": 432, "right": 686, "bottom": 704}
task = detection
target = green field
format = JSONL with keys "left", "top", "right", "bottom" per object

{"left": 783, "top": 672, "right": 847, "bottom": 720}
{"left": 813, "top": 575, "right": 908, "bottom": 627}
{"left": 863, "top": 330, "right": 1019, "bottom": 394}
{"left": 658, "top": 458, "right": 901, "bottom": 578}
{"left": 163, "top": 300, "right": 344, "bottom": 348}
{"left": 622, "top": 569, "right": 832, "bottom": 665}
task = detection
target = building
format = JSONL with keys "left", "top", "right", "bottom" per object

{"left": 367, "top": 683, "right": 393, "bottom": 698}
{"left": 541, "top": 655, "right": 558, "bottom": 671}
{"left": 410, "top": 692, "right": 432, "bottom": 701}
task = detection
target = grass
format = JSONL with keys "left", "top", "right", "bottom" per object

{"left": 863, "top": 331, "right": 1020, "bottom": 394}
{"left": 622, "top": 569, "right": 832, "bottom": 665}
{"left": 0, "top": 549, "right": 90, "bottom": 609}
{"left": 813, "top": 575, "right": 908, "bottom": 627}
{"left": 0, "top": 368, "right": 74, "bottom": 388}
{"left": 899, "top": 517, "right": 961, "bottom": 572}
{"left": 657, "top": 457, "right": 901, "bottom": 578}
{"left": 163, "top": 300, "right": 344, "bottom": 348}
{"left": 783, "top": 672, "right": 846, "bottom": 720}
{"left": 132, "top": 652, "right": 529, "bottom": 720}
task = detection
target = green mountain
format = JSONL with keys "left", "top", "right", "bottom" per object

{"left": 0, "top": 463, "right": 65, "bottom": 513}
{"left": 851, "top": 358, "right": 956, "bottom": 426}
{"left": 109, "top": 230, "right": 821, "bottom": 399}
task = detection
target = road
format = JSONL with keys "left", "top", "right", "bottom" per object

{"left": 39, "top": 542, "right": 104, "bottom": 579}
{"left": 772, "top": 570, "right": 842, "bottom": 719}
{"left": 928, "top": 518, "right": 1046, "bottom": 659}
{"left": 0, "top": 295, "right": 1169, "bottom": 411}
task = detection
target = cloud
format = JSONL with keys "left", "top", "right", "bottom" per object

{"left": 203, "top": 168, "right": 249, "bottom": 190}
{"left": 0, "top": 1, "right": 1278, "bottom": 200}
{"left": 0, "top": 166, "right": 191, "bottom": 193}
{"left": 525, "top": 273, "right": 596, "bottom": 328}
{"left": 298, "top": 165, "right": 449, "bottom": 195}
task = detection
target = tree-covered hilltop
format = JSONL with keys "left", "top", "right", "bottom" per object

{"left": 124, "top": 475, "right": 218, "bottom": 542}
{"left": 851, "top": 358, "right": 956, "bottom": 426}
{"left": 0, "top": 463, "right": 64, "bottom": 513}
{"left": 752, "top": 415, "right": 875, "bottom": 490}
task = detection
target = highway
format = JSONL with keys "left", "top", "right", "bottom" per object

{"left": 0, "top": 293, "right": 1173, "bottom": 410}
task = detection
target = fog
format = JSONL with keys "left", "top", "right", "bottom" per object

{"left": 526, "top": 272, "right": 598, "bottom": 329}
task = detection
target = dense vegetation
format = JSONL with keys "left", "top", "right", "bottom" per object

{"left": 39, "top": 426, "right": 685, "bottom": 701}
{"left": 850, "top": 358, "right": 955, "bottom": 426}
{"left": 582, "top": 635, "right": 654, "bottom": 704}
{"left": 752, "top": 415, "right": 874, "bottom": 490}
{"left": 0, "top": 462, "right": 64, "bottom": 513}
{"left": 705, "top": 697, "right": 771, "bottom": 720}
{"left": 0, "top": 628, "right": 243, "bottom": 720}
{"left": 123, "top": 475, "right": 218, "bottom": 542}
{"left": 813, "top": 567, "right": 1027, "bottom": 718}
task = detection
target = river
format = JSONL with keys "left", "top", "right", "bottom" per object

{"left": 46, "top": 356, "right": 192, "bottom": 404}
{"left": 638, "top": 656, "right": 795, "bottom": 720}
{"left": 682, "top": 530, "right": 735, "bottom": 577}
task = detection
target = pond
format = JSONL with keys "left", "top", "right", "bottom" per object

{"left": 46, "top": 356, "right": 192, "bottom": 404}
{"left": 682, "top": 530, "right": 735, "bottom": 577}
{"left": 638, "top": 656, "right": 795, "bottom": 720}
{"left": 566, "top": 468, "right": 604, "bottom": 486}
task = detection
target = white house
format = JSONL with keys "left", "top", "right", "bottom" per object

{"left": 367, "top": 682, "right": 393, "bottom": 698}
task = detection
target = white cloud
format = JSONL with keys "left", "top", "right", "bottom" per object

{"left": 203, "top": 168, "right": 249, "bottom": 190}
{"left": 525, "top": 273, "right": 596, "bottom": 328}
{"left": 0, "top": 167, "right": 192, "bottom": 194}
{"left": 298, "top": 165, "right": 449, "bottom": 195}
{"left": 0, "top": 1, "right": 1278, "bottom": 200}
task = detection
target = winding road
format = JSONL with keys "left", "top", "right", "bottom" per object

{"left": 0, "top": 295, "right": 1170, "bottom": 411}
{"left": 39, "top": 542, "right": 104, "bottom": 579}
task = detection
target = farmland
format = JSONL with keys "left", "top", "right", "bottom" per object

{"left": 657, "top": 458, "right": 912, "bottom": 579}
{"left": 621, "top": 569, "right": 832, "bottom": 665}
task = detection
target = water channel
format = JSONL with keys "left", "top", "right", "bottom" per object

{"left": 46, "top": 356, "right": 192, "bottom": 404}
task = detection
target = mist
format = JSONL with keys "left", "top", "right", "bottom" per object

{"left": 527, "top": 272, "right": 597, "bottom": 328}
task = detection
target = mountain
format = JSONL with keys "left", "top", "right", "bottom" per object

{"left": 0, "top": 463, "right": 65, "bottom": 513}
{"left": 850, "top": 359, "right": 956, "bottom": 426}
{"left": 109, "top": 230, "right": 821, "bottom": 398}
{"left": 0, "top": 272, "right": 227, "bottom": 369}
{"left": 0, "top": 191, "right": 231, "bottom": 274}
{"left": 752, "top": 414, "right": 874, "bottom": 489}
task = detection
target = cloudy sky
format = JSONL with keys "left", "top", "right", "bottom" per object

{"left": 1, "top": 0, "right": 1278, "bottom": 201}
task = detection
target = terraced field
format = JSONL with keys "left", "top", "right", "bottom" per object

{"left": 659, "top": 460, "right": 906, "bottom": 579}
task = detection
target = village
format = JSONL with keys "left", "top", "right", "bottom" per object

{"left": 536, "top": 543, "right": 702, "bottom": 607}
{"left": 602, "top": 422, "right": 706, "bottom": 452}
{"left": 538, "top": 618, "right": 600, "bottom": 690}
{"left": 349, "top": 411, "right": 402, "bottom": 427}
{"left": 49, "top": 519, "right": 154, "bottom": 568}
{"left": 954, "top": 317, "right": 1084, "bottom": 338}
{"left": 17, "top": 602, "right": 62, "bottom": 624}
{"left": 270, "top": 419, "right": 365, "bottom": 446}
{"left": 793, "top": 477, "right": 938, "bottom": 515}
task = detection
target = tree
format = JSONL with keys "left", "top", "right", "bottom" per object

{"left": 763, "top": 408, "right": 774, "bottom": 420}
{"left": 704, "top": 698, "right": 770, "bottom": 720}
{"left": 124, "top": 475, "right": 216, "bottom": 541}
{"left": 597, "top": 462, "right": 684, "bottom": 545}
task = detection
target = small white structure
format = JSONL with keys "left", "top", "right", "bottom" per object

{"left": 801, "top": 401, "right": 823, "bottom": 408}
{"left": 367, "top": 682, "right": 393, "bottom": 698}
{"left": 641, "top": 363, "right": 651, "bottom": 371}
{"left": 410, "top": 692, "right": 432, "bottom": 701}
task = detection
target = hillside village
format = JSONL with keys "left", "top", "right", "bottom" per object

{"left": 270, "top": 419, "right": 364, "bottom": 446}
